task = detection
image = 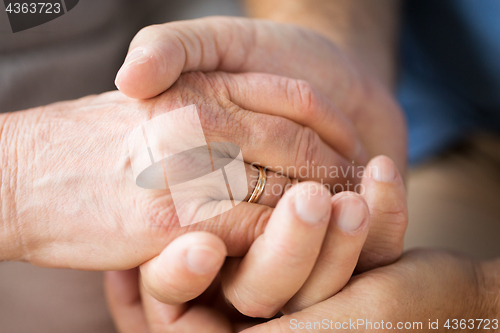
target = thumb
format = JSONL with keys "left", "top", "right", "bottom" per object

{"left": 114, "top": 16, "right": 350, "bottom": 101}
{"left": 115, "top": 16, "right": 257, "bottom": 99}
{"left": 140, "top": 232, "right": 227, "bottom": 305}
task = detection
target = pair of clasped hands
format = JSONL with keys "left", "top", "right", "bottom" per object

{"left": 2, "top": 17, "right": 429, "bottom": 332}
{"left": 102, "top": 17, "right": 408, "bottom": 332}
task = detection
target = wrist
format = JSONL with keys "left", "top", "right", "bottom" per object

{"left": 246, "top": 0, "right": 400, "bottom": 90}
{"left": 0, "top": 112, "right": 25, "bottom": 262}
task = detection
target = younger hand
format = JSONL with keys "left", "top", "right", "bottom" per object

{"left": 247, "top": 249, "right": 495, "bottom": 333}
{"left": 105, "top": 156, "right": 409, "bottom": 332}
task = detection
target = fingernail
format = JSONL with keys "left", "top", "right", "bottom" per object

{"left": 124, "top": 48, "right": 147, "bottom": 67}
{"left": 334, "top": 197, "right": 367, "bottom": 232}
{"left": 367, "top": 155, "right": 396, "bottom": 182}
{"left": 294, "top": 183, "right": 331, "bottom": 224}
{"left": 115, "top": 48, "right": 148, "bottom": 88}
{"left": 185, "top": 245, "right": 224, "bottom": 275}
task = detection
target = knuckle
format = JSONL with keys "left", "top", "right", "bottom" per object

{"left": 371, "top": 200, "right": 408, "bottom": 235}
{"left": 165, "top": 73, "right": 248, "bottom": 144}
{"left": 294, "top": 126, "right": 322, "bottom": 169}
{"left": 171, "top": 73, "right": 247, "bottom": 142}
{"left": 150, "top": 72, "right": 210, "bottom": 111}
{"left": 287, "top": 78, "right": 321, "bottom": 120}
{"left": 249, "top": 115, "right": 296, "bottom": 158}
{"left": 360, "top": 201, "right": 409, "bottom": 268}
{"left": 362, "top": 235, "right": 405, "bottom": 268}
{"left": 199, "top": 101, "right": 240, "bottom": 138}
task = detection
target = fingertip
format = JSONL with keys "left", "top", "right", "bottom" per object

{"left": 149, "top": 232, "right": 227, "bottom": 277}
{"left": 140, "top": 232, "right": 226, "bottom": 305}
{"left": 115, "top": 43, "right": 181, "bottom": 99}
{"left": 283, "top": 191, "right": 370, "bottom": 312}
{"left": 115, "top": 53, "right": 164, "bottom": 99}
{"left": 184, "top": 233, "right": 227, "bottom": 275}
{"left": 291, "top": 182, "right": 332, "bottom": 225}
{"left": 364, "top": 155, "right": 399, "bottom": 183}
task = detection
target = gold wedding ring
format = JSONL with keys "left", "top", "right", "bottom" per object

{"left": 247, "top": 166, "right": 267, "bottom": 203}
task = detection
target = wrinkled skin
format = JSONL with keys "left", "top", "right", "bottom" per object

{"left": 117, "top": 17, "right": 407, "bottom": 176}
{"left": 2, "top": 71, "right": 363, "bottom": 269}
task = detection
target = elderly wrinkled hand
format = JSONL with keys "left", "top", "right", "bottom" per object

{"left": 0, "top": 70, "right": 365, "bottom": 270}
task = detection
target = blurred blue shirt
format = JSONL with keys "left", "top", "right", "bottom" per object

{"left": 398, "top": 0, "right": 500, "bottom": 164}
